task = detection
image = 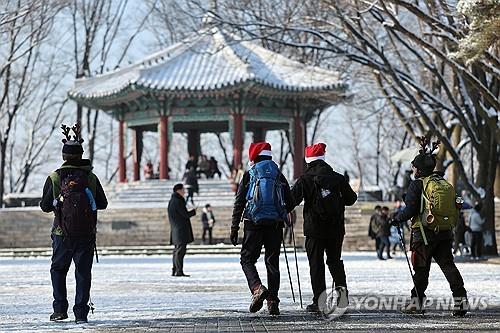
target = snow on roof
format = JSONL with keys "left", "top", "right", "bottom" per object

{"left": 68, "top": 27, "right": 346, "bottom": 102}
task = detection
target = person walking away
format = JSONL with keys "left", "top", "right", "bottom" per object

{"left": 368, "top": 205, "right": 382, "bottom": 254}
{"left": 230, "top": 142, "right": 294, "bottom": 316}
{"left": 231, "top": 163, "right": 245, "bottom": 193}
{"left": 290, "top": 143, "right": 357, "bottom": 313}
{"left": 392, "top": 137, "right": 468, "bottom": 316}
{"left": 40, "top": 124, "right": 108, "bottom": 324}
{"left": 201, "top": 204, "right": 216, "bottom": 244}
{"left": 209, "top": 156, "right": 222, "bottom": 179}
{"left": 183, "top": 167, "right": 198, "bottom": 205}
{"left": 283, "top": 209, "right": 297, "bottom": 245}
{"left": 168, "top": 183, "right": 196, "bottom": 276}
{"left": 469, "top": 202, "right": 485, "bottom": 260}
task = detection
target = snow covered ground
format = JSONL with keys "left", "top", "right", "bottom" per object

{"left": 0, "top": 251, "right": 499, "bottom": 332}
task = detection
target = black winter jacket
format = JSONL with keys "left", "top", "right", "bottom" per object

{"left": 291, "top": 160, "right": 357, "bottom": 239}
{"left": 231, "top": 161, "right": 295, "bottom": 232}
{"left": 40, "top": 159, "right": 108, "bottom": 233}
{"left": 168, "top": 192, "right": 196, "bottom": 245}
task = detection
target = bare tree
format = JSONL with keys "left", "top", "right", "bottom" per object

{"left": 0, "top": 0, "right": 63, "bottom": 205}
{"left": 201, "top": 0, "right": 498, "bottom": 254}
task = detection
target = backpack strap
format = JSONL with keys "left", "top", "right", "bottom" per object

{"left": 49, "top": 171, "right": 61, "bottom": 199}
{"left": 418, "top": 177, "right": 430, "bottom": 245}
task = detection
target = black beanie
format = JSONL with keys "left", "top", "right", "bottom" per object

{"left": 62, "top": 141, "right": 84, "bottom": 155}
{"left": 411, "top": 153, "right": 436, "bottom": 175}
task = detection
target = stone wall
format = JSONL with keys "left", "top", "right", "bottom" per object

{"left": 1, "top": 203, "right": 499, "bottom": 251}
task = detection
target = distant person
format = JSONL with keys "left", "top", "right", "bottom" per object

{"left": 185, "top": 155, "right": 197, "bottom": 171}
{"left": 143, "top": 160, "right": 154, "bottom": 179}
{"left": 375, "top": 206, "right": 392, "bottom": 260}
{"left": 230, "top": 142, "right": 294, "bottom": 316}
{"left": 183, "top": 167, "right": 198, "bottom": 204}
{"left": 453, "top": 209, "right": 470, "bottom": 256}
{"left": 283, "top": 209, "right": 297, "bottom": 245}
{"left": 208, "top": 156, "right": 222, "bottom": 179}
{"left": 168, "top": 183, "right": 196, "bottom": 277}
{"left": 198, "top": 155, "right": 210, "bottom": 178}
{"left": 231, "top": 163, "right": 245, "bottom": 193}
{"left": 368, "top": 205, "right": 382, "bottom": 253}
{"left": 201, "top": 204, "right": 216, "bottom": 245}
{"left": 469, "top": 202, "right": 485, "bottom": 260}
{"left": 40, "top": 124, "right": 107, "bottom": 324}
{"left": 290, "top": 143, "right": 357, "bottom": 314}
{"left": 390, "top": 200, "right": 409, "bottom": 255}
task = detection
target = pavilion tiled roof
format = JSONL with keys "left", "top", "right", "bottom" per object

{"left": 68, "top": 27, "right": 347, "bottom": 105}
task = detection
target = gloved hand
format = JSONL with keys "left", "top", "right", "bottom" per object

{"left": 230, "top": 229, "right": 239, "bottom": 246}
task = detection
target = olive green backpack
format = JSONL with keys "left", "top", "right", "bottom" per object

{"left": 413, "top": 174, "right": 458, "bottom": 245}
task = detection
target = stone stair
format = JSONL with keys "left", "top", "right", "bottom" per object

{"left": 106, "top": 179, "right": 236, "bottom": 208}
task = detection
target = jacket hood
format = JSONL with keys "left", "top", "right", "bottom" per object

{"left": 304, "top": 160, "right": 339, "bottom": 186}
{"left": 59, "top": 159, "right": 93, "bottom": 172}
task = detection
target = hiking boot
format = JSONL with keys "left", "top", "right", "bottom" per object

{"left": 401, "top": 298, "right": 425, "bottom": 315}
{"left": 174, "top": 272, "right": 190, "bottom": 277}
{"left": 75, "top": 317, "right": 88, "bottom": 324}
{"left": 172, "top": 268, "right": 176, "bottom": 276}
{"left": 452, "top": 298, "right": 468, "bottom": 317}
{"left": 306, "top": 303, "right": 320, "bottom": 313}
{"left": 249, "top": 285, "right": 269, "bottom": 313}
{"left": 267, "top": 301, "right": 280, "bottom": 316}
{"left": 49, "top": 312, "right": 68, "bottom": 321}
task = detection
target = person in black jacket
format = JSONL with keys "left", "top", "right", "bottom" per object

{"left": 290, "top": 143, "right": 357, "bottom": 313}
{"left": 392, "top": 137, "right": 467, "bottom": 316}
{"left": 168, "top": 183, "right": 196, "bottom": 277}
{"left": 230, "top": 142, "right": 294, "bottom": 316}
{"left": 40, "top": 124, "right": 107, "bottom": 324}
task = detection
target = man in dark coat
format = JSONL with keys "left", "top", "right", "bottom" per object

{"left": 392, "top": 138, "right": 467, "bottom": 316}
{"left": 230, "top": 142, "right": 295, "bottom": 316}
{"left": 40, "top": 124, "right": 107, "bottom": 324}
{"left": 375, "top": 206, "right": 392, "bottom": 260}
{"left": 290, "top": 143, "right": 357, "bottom": 313}
{"left": 168, "top": 183, "right": 196, "bottom": 277}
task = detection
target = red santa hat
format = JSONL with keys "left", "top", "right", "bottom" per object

{"left": 248, "top": 142, "right": 272, "bottom": 162}
{"left": 305, "top": 143, "right": 327, "bottom": 163}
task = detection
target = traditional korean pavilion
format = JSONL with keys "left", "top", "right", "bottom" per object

{"left": 69, "top": 26, "right": 349, "bottom": 182}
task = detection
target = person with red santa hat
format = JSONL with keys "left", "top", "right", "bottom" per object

{"left": 290, "top": 143, "right": 357, "bottom": 314}
{"left": 230, "top": 142, "right": 295, "bottom": 316}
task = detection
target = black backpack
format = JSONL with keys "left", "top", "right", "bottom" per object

{"left": 50, "top": 169, "right": 97, "bottom": 237}
{"left": 308, "top": 174, "right": 342, "bottom": 222}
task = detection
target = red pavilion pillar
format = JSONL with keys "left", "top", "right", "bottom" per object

{"left": 293, "top": 114, "right": 305, "bottom": 179}
{"left": 232, "top": 113, "right": 244, "bottom": 169}
{"left": 118, "top": 120, "right": 126, "bottom": 183}
{"left": 132, "top": 128, "right": 143, "bottom": 181}
{"left": 159, "top": 116, "right": 170, "bottom": 179}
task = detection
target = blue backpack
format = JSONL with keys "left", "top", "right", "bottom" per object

{"left": 245, "top": 160, "right": 288, "bottom": 225}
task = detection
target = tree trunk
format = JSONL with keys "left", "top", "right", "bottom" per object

{"left": 494, "top": 164, "right": 500, "bottom": 199}
{"left": 448, "top": 125, "right": 462, "bottom": 188}
{"left": 0, "top": 142, "right": 6, "bottom": 207}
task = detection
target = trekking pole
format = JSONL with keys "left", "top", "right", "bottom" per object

{"left": 397, "top": 226, "right": 423, "bottom": 313}
{"left": 291, "top": 223, "right": 303, "bottom": 309}
{"left": 282, "top": 234, "right": 296, "bottom": 303}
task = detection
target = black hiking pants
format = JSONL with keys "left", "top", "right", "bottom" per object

{"left": 240, "top": 224, "right": 282, "bottom": 302}
{"left": 305, "top": 234, "right": 347, "bottom": 304}
{"left": 470, "top": 231, "right": 483, "bottom": 258}
{"left": 411, "top": 238, "right": 467, "bottom": 302}
{"left": 50, "top": 234, "right": 94, "bottom": 318}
